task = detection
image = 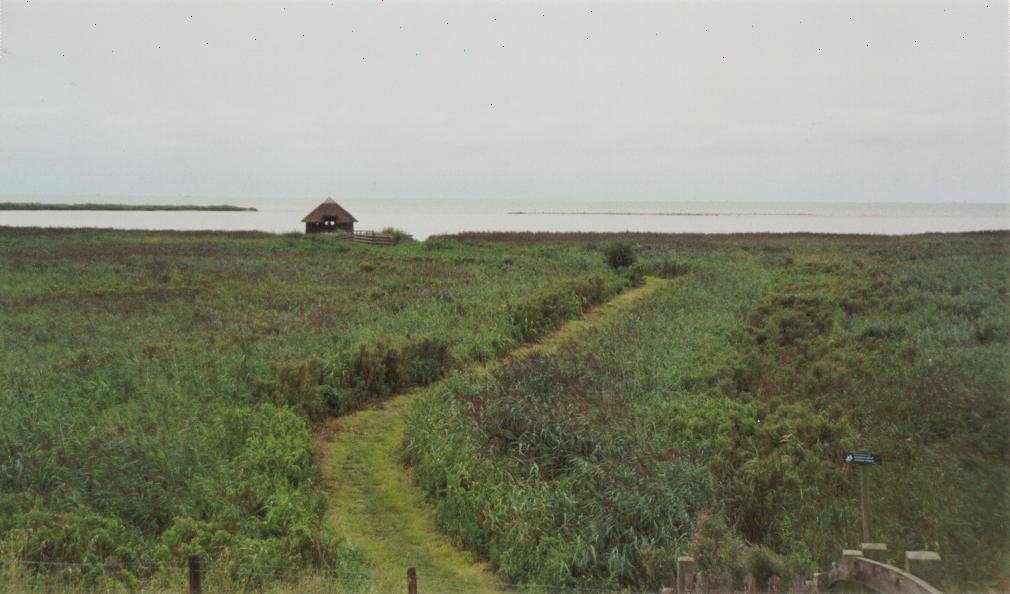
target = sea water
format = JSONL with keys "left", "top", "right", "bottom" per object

{"left": 1, "top": 198, "right": 1006, "bottom": 240}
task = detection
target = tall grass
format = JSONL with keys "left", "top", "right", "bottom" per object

{"left": 0, "top": 229, "right": 622, "bottom": 589}
{"left": 405, "top": 233, "right": 1010, "bottom": 591}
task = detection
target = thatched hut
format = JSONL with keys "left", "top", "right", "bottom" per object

{"left": 302, "top": 198, "right": 357, "bottom": 234}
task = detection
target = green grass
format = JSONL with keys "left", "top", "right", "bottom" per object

{"left": 317, "top": 393, "right": 498, "bottom": 593}
{"left": 314, "top": 278, "right": 665, "bottom": 594}
{"left": 0, "top": 228, "right": 627, "bottom": 590}
{"left": 0, "top": 202, "right": 257, "bottom": 211}
{"left": 2, "top": 228, "right": 1007, "bottom": 592}
{"left": 405, "top": 232, "right": 1010, "bottom": 592}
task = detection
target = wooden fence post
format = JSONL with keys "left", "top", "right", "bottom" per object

{"left": 905, "top": 551, "right": 942, "bottom": 587}
{"left": 407, "top": 566, "right": 418, "bottom": 594}
{"left": 718, "top": 570, "right": 733, "bottom": 593}
{"left": 860, "top": 543, "right": 888, "bottom": 563}
{"left": 187, "top": 555, "right": 202, "bottom": 594}
{"left": 743, "top": 573, "right": 757, "bottom": 594}
{"left": 677, "top": 556, "right": 696, "bottom": 594}
{"left": 791, "top": 574, "right": 805, "bottom": 593}
{"left": 812, "top": 571, "right": 828, "bottom": 593}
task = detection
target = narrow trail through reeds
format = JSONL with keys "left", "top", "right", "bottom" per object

{"left": 312, "top": 277, "right": 666, "bottom": 593}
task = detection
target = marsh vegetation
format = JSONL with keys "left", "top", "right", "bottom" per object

{"left": 0, "top": 228, "right": 1006, "bottom": 591}
{"left": 0, "top": 228, "right": 627, "bottom": 590}
{"left": 405, "top": 232, "right": 1010, "bottom": 592}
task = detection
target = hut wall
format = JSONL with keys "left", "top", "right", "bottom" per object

{"left": 305, "top": 221, "right": 354, "bottom": 234}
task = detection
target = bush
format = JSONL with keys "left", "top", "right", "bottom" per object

{"left": 657, "top": 257, "right": 691, "bottom": 278}
{"left": 345, "top": 341, "right": 401, "bottom": 400}
{"left": 738, "top": 545, "right": 787, "bottom": 585}
{"left": 621, "top": 264, "right": 646, "bottom": 287}
{"left": 322, "top": 336, "right": 455, "bottom": 414}
{"left": 399, "top": 337, "right": 453, "bottom": 387}
{"left": 157, "top": 518, "right": 369, "bottom": 590}
{"left": 690, "top": 511, "right": 743, "bottom": 583}
{"left": 252, "top": 357, "right": 326, "bottom": 417}
{"left": 381, "top": 227, "right": 414, "bottom": 244}
{"left": 505, "top": 275, "right": 624, "bottom": 343}
{"left": 604, "top": 243, "right": 636, "bottom": 269}
{"left": 157, "top": 517, "right": 237, "bottom": 563}
{"left": 0, "top": 505, "right": 148, "bottom": 588}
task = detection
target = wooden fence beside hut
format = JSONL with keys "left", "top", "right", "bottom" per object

{"left": 352, "top": 230, "right": 395, "bottom": 245}
{"left": 316, "top": 230, "right": 394, "bottom": 245}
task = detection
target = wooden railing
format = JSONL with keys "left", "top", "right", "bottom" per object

{"left": 352, "top": 230, "right": 395, "bottom": 245}
{"left": 324, "top": 230, "right": 396, "bottom": 245}
{"left": 670, "top": 545, "right": 944, "bottom": 594}
{"left": 825, "top": 556, "right": 942, "bottom": 594}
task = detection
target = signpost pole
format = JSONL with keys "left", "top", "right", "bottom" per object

{"left": 859, "top": 465, "right": 870, "bottom": 542}
{"left": 843, "top": 452, "right": 878, "bottom": 544}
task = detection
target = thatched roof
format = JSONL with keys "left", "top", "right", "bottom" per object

{"left": 302, "top": 198, "right": 357, "bottom": 223}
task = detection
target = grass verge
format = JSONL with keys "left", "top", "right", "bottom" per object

{"left": 313, "top": 278, "right": 667, "bottom": 593}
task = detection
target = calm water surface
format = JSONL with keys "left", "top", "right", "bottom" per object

{"left": 1, "top": 198, "right": 1007, "bottom": 240}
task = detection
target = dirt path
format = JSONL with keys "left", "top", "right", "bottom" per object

{"left": 312, "top": 277, "right": 666, "bottom": 593}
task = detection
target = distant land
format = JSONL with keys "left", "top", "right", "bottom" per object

{"left": 0, "top": 202, "right": 257, "bottom": 212}
{"left": 508, "top": 210, "right": 816, "bottom": 217}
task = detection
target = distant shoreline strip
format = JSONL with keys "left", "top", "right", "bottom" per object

{"left": 0, "top": 203, "right": 257, "bottom": 212}
{"left": 508, "top": 210, "right": 817, "bottom": 217}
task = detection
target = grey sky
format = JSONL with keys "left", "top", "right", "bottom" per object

{"left": 0, "top": 1, "right": 1006, "bottom": 202}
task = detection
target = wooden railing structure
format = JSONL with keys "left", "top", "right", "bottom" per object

{"left": 668, "top": 544, "right": 944, "bottom": 594}
{"left": 352, "top": 230, "right": 395, "bottom": 245}
{"left": 824, "top": 555, "right": 942, "bottom": 594}
{"left": 178, "top": 545, "right": 948, "bottom": 594}
{"left": 326, "top": 230, "right": 396, "bottom": 245}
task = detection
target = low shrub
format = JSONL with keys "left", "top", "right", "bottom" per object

{"left": 506, "top": 274, "right": 626, "bottom": 343}
{"left": 380, "top": 227, "right": 414, "bottom": 244}
{"left": 321, "top": 336, "right": 456, "bottom": 414}
{"left": 346, "top": 340, "right": 401, "bottom": 400}
{"left": 399, "top": 337, "right": 453, "bottom": 387}
{"left": 507, "top": 289, "right": 582, "bottom": 343}
{"left": 0, "top": 504, "right": 148, "bottom": 589}
{"left": 157, "top": 517, "right": 369, "bottom": 590}
{"left": 690, "top": 512, "right": 743, "bottom": 583}
{"left": 657, "top": 257, "right": 691, "bottom": 278}
{"left": 604, "top": 242, "right": 636, "bottom": 269}
{"left": 252, "top": 357, "right": 326, "bottom": 417}
{"left": 621, "top": 264, "right": 646, "bottom": 287}
{"left": 738, "top": 545, "right": 787, "bottom": 586}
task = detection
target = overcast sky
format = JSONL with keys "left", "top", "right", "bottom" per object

{"left": 0, "top": 1, "right": 1006, "bottom": 202}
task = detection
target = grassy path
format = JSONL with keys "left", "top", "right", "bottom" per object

{"left": 312, "top": 277, "right": 666, "bottom": 593}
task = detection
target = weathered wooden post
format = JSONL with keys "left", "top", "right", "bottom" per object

{"left": 743, "top": 573, "right": 757, "bottom": 594}
{"left": 791, "top": 574, "right": 806, "bottom": 593}
{"left": 860, "top": 543, "right": 888, "bottom": 563}
{"left": 905, "top": 551, "right": 942, "bottom": 586}
{"left": 767, "top": 573, "right": 781, "bottom": 593}
{"left": 407, "top": 566, "right": 418, "bottom": 594}
{"left": 859, "top": 465, "right": 869, "bottom": 542}
{"left": 812, "top": 572, "right": 828, "bottom": 593}
{"left": 677, "top": 556, "right": 696, "bottom": 594}
{"left": 187, "top": 555, "right": 202, "bottom": 594}
{"left": 718, "top": 569, "right": 733, "bottom": 593}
